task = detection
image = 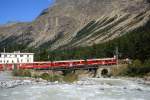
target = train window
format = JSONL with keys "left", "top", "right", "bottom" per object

{"left": 73, "top": 62, "right": 78, "bottom": 64}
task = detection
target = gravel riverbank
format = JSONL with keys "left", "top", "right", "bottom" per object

{"left": 0, "top": 71, "right": 150, "bottom": 89}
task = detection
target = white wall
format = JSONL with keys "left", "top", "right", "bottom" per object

{"left": 0, "top": 53, "right": 34, "bottom": 64}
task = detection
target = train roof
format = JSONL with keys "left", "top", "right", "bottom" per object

{"left": 54, "top": 59, "right": 85, "bottom": 62}
{"left": 87, "top": 57, "right": 116, "bottom": 61}
{"left": 32, "top": 57, "right": 115, "bottom": 63}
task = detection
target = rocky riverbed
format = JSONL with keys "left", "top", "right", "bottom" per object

{"left": 0, "top": 71, "right": 49, "bottom": 89}
{"left": 0, "top": 71, "right": 150, "bottom": 100}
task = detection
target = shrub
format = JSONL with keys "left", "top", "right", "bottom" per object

{"left": 144, "top": 59, "right": 150, "bottom": 67}
{"left": 111, "top": 64, "right": 128, "bottom": 76}
{"left": 51, "top": 74, "right": 63, "bottom": 82}
{"left": 40, "top": 73, "right": 50, "bottom": 81}
{"left": 12, "top": 69, "right": 31, "bottom": 77}
{"left": 130, "top": 59, "right": 142, "bottom": 68}
{"left": 23, "top": 69, "right": 32, "bottom": 77}
{"left": 40, "top": 73, "right": 63, "bottom": 82}
{"left": 124, "top": 59, "right": 150, "bottom": 77}
{"left": 63, "top": 73, "right": 78, "bottom": 83}
{"left": 32, "top": 73, "right": 40, "bottom": 78}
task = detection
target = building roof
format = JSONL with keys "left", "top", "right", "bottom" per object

{"left": 0, "top": 52, "right": 34, "bottom": 55}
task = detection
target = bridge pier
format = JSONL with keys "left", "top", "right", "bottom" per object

{"left": 92, "top": 68, "right": 98, "bottom": 77}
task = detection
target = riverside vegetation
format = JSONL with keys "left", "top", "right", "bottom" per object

{"left": 12, "top": 69, "right": 78, "bottom": 83}
{"left": 12, "top": 59, "right": 150, "bottom": 82}
{"left": 112, "top": 59, "right": 150, "bottom": 77}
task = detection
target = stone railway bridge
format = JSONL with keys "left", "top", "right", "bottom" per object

{"left": 1, "top": 57, "right": 118, "bottom": 77}
{"left": 40, "top": 64, "right": 117, "bottom": 77}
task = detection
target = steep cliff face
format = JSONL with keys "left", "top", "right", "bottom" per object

{"left": 0, "top": 0, "right": 150, "bottom": 50}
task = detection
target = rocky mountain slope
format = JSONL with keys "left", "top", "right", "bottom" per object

{"left": 0, "top": 0, "right": 150, "bottom": 50}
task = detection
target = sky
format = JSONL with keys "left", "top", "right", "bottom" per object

{"left": 0, "top": 0, "right": 54, "bottom": 24}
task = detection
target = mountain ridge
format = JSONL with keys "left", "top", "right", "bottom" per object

{"left": 0, "top": 0, "right": 150, "bottom": 50}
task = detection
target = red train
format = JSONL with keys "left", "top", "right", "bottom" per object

{"left": 0, "top": 57, "right": 117, "bottom": 71}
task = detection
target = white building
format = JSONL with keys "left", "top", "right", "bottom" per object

{"left": 0, "top": 52, "right": 34, "bottom": 64}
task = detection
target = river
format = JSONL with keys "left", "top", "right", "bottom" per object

{"left": 0, "top": 71, "right": 150, "bottom": 100}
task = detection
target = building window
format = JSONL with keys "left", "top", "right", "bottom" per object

{"left": 17, "top": 59, "right": 19, "bottom": 63}
{"left": 20, "top": 55, "right": 23, "bottom": 57}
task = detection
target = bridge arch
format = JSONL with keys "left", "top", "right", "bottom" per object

{"left": 96, "top": 67, "right": 111, "bottom": 78}
{"left": 101, "top": 69, "right": 109, "bottom": 76}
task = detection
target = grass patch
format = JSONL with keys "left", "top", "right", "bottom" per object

{"left": 12, "top": 69, "right": 79, "bottom": 83}
{"left": 40, "top": 73, "right": 63, "bottom": 82}
{"left": 111, "top": 64, "right": 128, "bottom": 76}
{"left": 112, "top": 59, "right": 150, "bottom": 77}
{"left": 12, "top": 69, "right": 32, "bottom": 77}
{"left": 63, "top": 73, "right": 78, "bottom": 83}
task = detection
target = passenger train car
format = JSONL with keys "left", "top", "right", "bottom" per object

{"left": 0, "top": 57, "right": 117, "bottom": 71}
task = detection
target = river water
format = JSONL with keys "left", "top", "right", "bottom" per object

{"left": 0, "top": 72, "right": 150, "bottom": 100}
